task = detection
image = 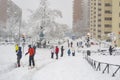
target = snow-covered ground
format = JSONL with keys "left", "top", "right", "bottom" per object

{"left": 0, "top": 41, "right": 120, "bottom": 80}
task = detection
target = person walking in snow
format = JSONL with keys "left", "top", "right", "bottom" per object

{"left": 50, "top": 45, "right": 54, "bottom": 59}
{"left": 16, "top": 46, "right": 22, "bottom": 67}
{"left": 77, "top": 42, "right": 79, "bottom": 47}
{"left": 33, "top": 45, "right": 36, "bottom": 56}
{"left": 25, "top": 45, "right": 35, "bottom": 67}
{"left": 67, "top": 39, "right": 69, "bottom": 47}
{"left": 61, "top": 46, "right": 64, "bottom": 57}
{"left": 67, "top": 48, "right": 71, "bottom": 56}
{"left": 72, "top": 47, "right": 75, "bottom": 56}
{"left": 15, "top": 44, "right": 19, "bottom": 53}
{"left": 55, "top": 46, "right": 59, "bottom": 59}
{"left": 71, "top": 41, "right": 73, "bottom": 47}
{"left": 109, "top": 45, "right": 114, "bottom": 55}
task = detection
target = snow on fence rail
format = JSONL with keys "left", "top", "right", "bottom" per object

{"left": 85, "top": 56, "right": 120, "bottom": 77}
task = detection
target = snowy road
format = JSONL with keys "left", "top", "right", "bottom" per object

{"left": 0, "top": 44, "right": 119, "bottom": 80}
{"left": 32, "top": 56, "right": 98, "bottom": 80}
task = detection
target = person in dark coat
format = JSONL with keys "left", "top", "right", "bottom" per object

{"left": 17, "top": 47, "right": 22, "bottom": 67}
{"left": 61, "top": 46, "right": 64, "bottom": 57}
{"left": 33, "top": 45, "right": 36, "bottom": 56}
{"left": 67, "top": 48, "right": 71, "bottom": 56}
{"left": 71, "top": 42, "right": 73, "bottom": 47}
{"left": 77, "top": 42, "right": 79, "bottom": 47}
{"left": 55, "top": 46, "right": 59, "bottom": 59}
{"left": 109, "top": 45, "right": 114, "bottom": 55}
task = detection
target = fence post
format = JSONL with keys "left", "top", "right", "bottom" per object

{"left": 112, "top": 66, "right": 120, "bottom": 77}
{"left": 94, "top": 61, "right": 96, "bottom": 69}
{"left": 103, "top": 64, "right": 109, "bottom": 74}
{"left": 96, "top": 62, "right": 101, "bottom": 71}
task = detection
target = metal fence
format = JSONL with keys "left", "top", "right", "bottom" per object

{"left": 85, "top": 56, "right": 120, "bottom": 77}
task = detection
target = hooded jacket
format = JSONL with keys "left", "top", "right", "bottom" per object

{"left": 17, "top": 47, "right": 22, "bottom": 58}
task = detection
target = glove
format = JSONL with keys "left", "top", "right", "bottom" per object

{"left": 25, "top": 53, "right": 28, "bottom": 56}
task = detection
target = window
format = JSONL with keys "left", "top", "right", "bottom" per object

{"left": 98, "top": 8, "right": 101, "bottom": 11}
{"left": 98, "top": 24, "right": 101, "bottom": 27}
{"left": 98, "top": 30, "right": 101, "bottom": 32}
{"left": 98, "top": 19, "right": 101, "bottom": 22}
{"left": 105, "top": 17, "right": 112, "bottom": 20}
{"left": 105, "top": 3, "right": 112, "bottom": 6}
{"left": 98, "top": 14, "right": 101, "bottom": 16}
{"left": 94, "top": 3, "right": 96, "bottom": 5}
{"left": 94, "top": 16, "right": 96, "bottom": 18}
{"left": 105, "top": 24, "right": 112, "bottom": 28}
{"left": 98, "top": 3, "right": 101, "bottom": 6}
{"left": 105, "top": 10, "right": 112, "bottom": 14}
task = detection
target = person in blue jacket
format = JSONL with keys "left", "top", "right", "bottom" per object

{"left": 67, "top": 48, "right": 71, "bottom": 56}
{"left": 17, "top": 47, "right": 22, "bottom": 67}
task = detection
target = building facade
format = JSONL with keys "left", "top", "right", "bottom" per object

{"left": 0, "top": 0, "right": 22, "bottom": 38}
{"left": 0, "top": 0, "right": 7, "bottom": 28}
{"left": 73, "top": 0, "right": 83, "bottom": 33}
{"left": 73, "top": 0, "right": 89, "bottom": 37}
{"left": 90, "top": 0, "right": 120, "bottom": 46}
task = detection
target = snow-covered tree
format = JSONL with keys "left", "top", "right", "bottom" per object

{"left": 26, "top": 0, "right": 66, "bottom": 41}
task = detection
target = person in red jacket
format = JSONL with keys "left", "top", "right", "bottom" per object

{"left": 55, "top": 46, "right": 59, "bottom": 59}
{"left": 25, "top": 45, "right": 35, "bottom": 67}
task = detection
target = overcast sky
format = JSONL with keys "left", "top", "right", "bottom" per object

{"left": 12, "top": 0, "right": 73, "bottom": 28}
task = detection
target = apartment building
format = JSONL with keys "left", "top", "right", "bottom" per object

{"left": 0, "top": 0, "right": 22, "bottom": 30}
{"left": 73, "top": 0, "right": 83, "bottom": 33}
{"left": 0, "top": 0, "right": 7, "bottom": 27}
{"left": 90, "top": 0, "right": 120, "bottom": 46}
{"left": 73, "top": 0, "right": 89, "bottom": 37}
{"left": 112, "top": 0, "right": 120, "bottom": 47}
